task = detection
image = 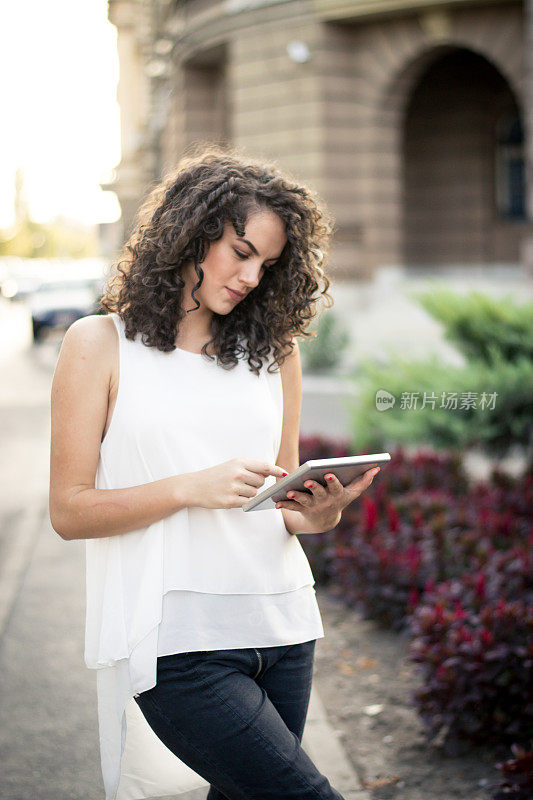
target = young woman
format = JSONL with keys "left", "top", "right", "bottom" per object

{"left": 49, "top": 144, "right": 380, "bottom": 800}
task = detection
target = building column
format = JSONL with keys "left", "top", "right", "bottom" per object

{"left": 523, "top": 0, "right": 533, "bottom": 273}
{"left": 108, "top": 0, "right": 152, "bottom": 243}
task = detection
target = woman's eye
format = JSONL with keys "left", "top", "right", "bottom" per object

{"left": 233, "top": 249, "right": 273, "bottom": 269}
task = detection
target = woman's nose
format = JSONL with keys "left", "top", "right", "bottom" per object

{"left": 240, "top": 259, "right": 263, "bottom": 287}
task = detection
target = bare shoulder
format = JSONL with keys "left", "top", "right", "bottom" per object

{"left": 55, "top": 313, "right": 117, "bottom": 384}
{"left": 63, "top": 314, "right": 117, "bottom": 351}
{"left": 63, "top": 313, "right": 116, "bottom": 348}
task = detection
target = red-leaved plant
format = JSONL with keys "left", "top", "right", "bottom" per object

{"left": 486, "top": 743, "right": 533, "bottom": 799}
{"left": 408, "top": 586, "right": 533, "bottom": 754}
{"left": 296, "top": 435, "right": 533, "bottom": 756}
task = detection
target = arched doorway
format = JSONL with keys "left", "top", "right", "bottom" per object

{"left": 402, "top": 47, "right": 525, "bottom": 267}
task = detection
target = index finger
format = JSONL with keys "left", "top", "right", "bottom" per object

{"left": 248, "top": 461, "right": 288, "bottom": 478}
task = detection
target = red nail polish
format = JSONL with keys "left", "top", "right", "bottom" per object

{"left": 326, "top": 476, "right": 333, "bottom": 481}
{"left": 282, "top": 472, "right": 288, "bottom": 476}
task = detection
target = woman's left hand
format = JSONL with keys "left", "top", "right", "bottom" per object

{"left": 275, "top": 466, "right": 381, "bottom": 530}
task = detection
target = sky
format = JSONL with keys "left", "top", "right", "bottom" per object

{"left": 0, "top": 0, "right": 121, "bottom": 228}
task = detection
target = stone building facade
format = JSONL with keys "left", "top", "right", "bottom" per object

{"left": 107, "top": 0, "right": 533, "bottom": 281}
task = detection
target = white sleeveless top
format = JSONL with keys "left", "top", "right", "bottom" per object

{"left": 84, "top": 312, "right": 324, "bottom": 800}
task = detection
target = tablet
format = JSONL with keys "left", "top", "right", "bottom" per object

{"left": 242, "top": 452, "right": 391, "bottom": 512}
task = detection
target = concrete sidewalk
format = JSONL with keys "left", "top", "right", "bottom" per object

{"left": 0, "top": 498, "right": 369, "bottom": 800}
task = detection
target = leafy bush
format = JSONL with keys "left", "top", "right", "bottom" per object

{"left": 296, "top": 438, "right": 466, "bottom": 590}
{"left": 299, "top": 439, "right": 532, "bottom": 628}
{"left": 408, "top": 589, "right": 533, "bottom": 754}
{"left": 298, "top": 310, "right": 350, "bottom": 373}
{"left": 413, "top": 288, "right": 533, "bottom": 365}
{"left": 346, "top": 290, "right": 533, "bottom": 457}
{"left": 324, "top": 467, "right": 532, "bottom": 630}
{"left": 296, "top": 432, "right": 533, "bottom": 760}
{"left": 349, "top": 349, "right": 533, "bottom": 457}
{"left": 487, "top": 743, "right": 533, "bottom": 799}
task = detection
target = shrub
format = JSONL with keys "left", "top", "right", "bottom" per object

{"left": 321, "top": 453, "right": 532, "bottom": 631}
{"left": 349, "top": 349, "right": 533, "bottom": 457}
{"left": 487, "top": 743, "right": 533, "bottom": 800}
{"left": 296, "top": 434, "right": 533, "bottom": 753}
{"left": 346, "top": 289, "right": 533, "bottom": 457}
{"left": 408, "top": 589, "right": 533, "bottom": 754}
{"left": 413, "top": 288, "right": 533, "bottom": 365}
{"left": 298, "top": 309, "right": 350, "bottom": 373}
{"left": 297, "top": 440, "right": 467, "bottom": 597}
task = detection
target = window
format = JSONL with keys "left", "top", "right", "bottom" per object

{"left": 495, "top": 111, "right": 526, "bottom": 220}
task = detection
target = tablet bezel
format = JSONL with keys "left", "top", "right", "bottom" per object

{"left": 242, "top": 453, "right": 391, "bottom": 512}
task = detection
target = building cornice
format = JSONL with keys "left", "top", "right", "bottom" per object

{"left": 311, "top": 0, "right": 520, "bottom": 24}
{"left": 163, "top": 0, "right": 313, "bottom": 63}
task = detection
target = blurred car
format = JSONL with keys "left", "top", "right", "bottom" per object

{"left": 28, "top": 277, "right": 105, "bottom": 341}
{"left": 2, "top": 273, "right": 48, "bottom": 302}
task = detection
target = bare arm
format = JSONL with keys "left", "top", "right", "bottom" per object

{"left": 274, "top": 339, "right": 379, "bottom": 533}
{"left": 49, "top": 315, "right": 192, "bottom": 541}
{"left": 275, "top": 339, "right": 324, "bottom": 535}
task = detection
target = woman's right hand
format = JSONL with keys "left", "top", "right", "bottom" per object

{"left": 181, "top": 458, "right": 288, "bottom": 510}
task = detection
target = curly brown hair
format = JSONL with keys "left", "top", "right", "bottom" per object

{"left": 100, "top": 142, "right": 335, "bottom": 375}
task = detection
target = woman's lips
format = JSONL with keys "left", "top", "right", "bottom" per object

{"left": 226, "top": 287, "right": 244, "bottom": 300}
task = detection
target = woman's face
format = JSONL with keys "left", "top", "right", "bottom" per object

{"left": 182, "top": 210, "right": 287, "bottom": 314}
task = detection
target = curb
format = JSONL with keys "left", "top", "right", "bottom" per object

{"left": 303, "top": 685, "right": 371, "bottom": 800}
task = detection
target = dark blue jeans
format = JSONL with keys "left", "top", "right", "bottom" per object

{"left": 134, "top": 639, "right": 345, "bottom": 799}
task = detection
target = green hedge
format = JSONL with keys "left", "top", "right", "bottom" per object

{"left": 347, "top": 290, "right": 533, "bottom": 457}
{"left": 298, "top": 309, "right": 350, "bottom": 373}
